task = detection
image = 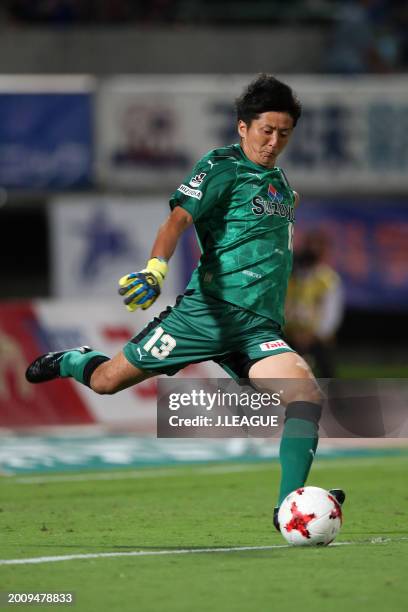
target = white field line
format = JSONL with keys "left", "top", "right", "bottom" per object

{"left": 1, "top": 538, "right": 406, "bottom": 566}
{"left": 7, "top": 457, "right": 388, "bottom": 485}
{"left": 0, "top": 545, "right": 287, "bottom": 565}
{"left": 9, "top": 463, "right": 272, "bottom": 485}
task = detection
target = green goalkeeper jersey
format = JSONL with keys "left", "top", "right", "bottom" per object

{"left": 169, "top": 144, "right": 295, "bottom": 326}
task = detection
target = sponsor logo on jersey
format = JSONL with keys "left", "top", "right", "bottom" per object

{"left": 259, "top": 340, "right": 289, "bottom": 351}
{"left": 251, "top": 196, "right": 295, "bottom": 222}
{"left": 178, "top": 184, "right": 203, "bottom": 200}
{"left": 189, "top": 172, "right": 206, "bottom": 188}
{"left": 268, "top": 183, "right": 284, "bottom": 204}
{"left": 243, "top": 269, "right": 262, "bottom": 279}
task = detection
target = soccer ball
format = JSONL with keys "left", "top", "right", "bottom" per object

{"left": 278, "top": 486, "right": 342, "bottom": 546}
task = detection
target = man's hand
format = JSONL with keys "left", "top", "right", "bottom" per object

{"left": 118, "top": 258, "right": 168, "bottom": 311}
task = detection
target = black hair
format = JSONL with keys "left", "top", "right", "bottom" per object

{"left": 236, "top": 74, "right": 302, "bottom": 127}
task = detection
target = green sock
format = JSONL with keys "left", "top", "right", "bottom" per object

{"left": 60, "top": 350, "right": 109, "bottom": 385}
{"left": 278, "top": 417, "right": 318, "bottom": 506}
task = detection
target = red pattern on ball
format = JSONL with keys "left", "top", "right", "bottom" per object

{"left": 285, "top": 501, "right": 316, "bottom": 538}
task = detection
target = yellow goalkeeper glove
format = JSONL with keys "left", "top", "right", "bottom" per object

{"left": 118, "top": 257, "right": 168, "bottom": 312}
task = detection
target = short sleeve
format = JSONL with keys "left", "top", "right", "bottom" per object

{"left": 169, "top": 156, "right": 236, "bottom": 221}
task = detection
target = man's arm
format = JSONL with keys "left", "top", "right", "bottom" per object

{"left": 119, "top": 206, "right": 193, "bottom": 312}
{"left": 150, "top": 206, "right": 193, "bottom": 261}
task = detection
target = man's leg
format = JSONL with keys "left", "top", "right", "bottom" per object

{"left": 26, "top": 347, "right": 153, "bottom": 393}
{"left": 249, "top": 352, "right": 322, "bottom": 506}
{"left": 89, "top": 351, "right": 153, "bottom": 394}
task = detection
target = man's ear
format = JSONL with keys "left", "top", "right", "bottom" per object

{"left": 237, "top": 120, "right": 247, "bottom": 139}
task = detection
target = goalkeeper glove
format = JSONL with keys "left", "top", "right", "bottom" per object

{"left": 118, "top": 257, "right": 168, "bottom": 312}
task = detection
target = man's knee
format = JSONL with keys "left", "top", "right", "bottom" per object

{"left": 286, "top": 383, "right": 324, "bottom": 406}
{"left": 251, "top": 378, "right": 324, "bottom": 407}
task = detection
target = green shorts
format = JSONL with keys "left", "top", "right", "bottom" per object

{"left": 123, "top": 290, "right": 294, "bottom": 380}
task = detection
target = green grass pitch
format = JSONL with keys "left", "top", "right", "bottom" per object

{"left": 1, "top": 454, "right": 408, "bottom": 611}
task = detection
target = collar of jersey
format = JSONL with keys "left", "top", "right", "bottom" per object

{"left": 237, "top": 144, "right": 281, "bottom": 174}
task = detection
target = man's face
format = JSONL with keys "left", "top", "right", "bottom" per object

{"left": 238, "top": 111, "right": 294, "bottom": 168}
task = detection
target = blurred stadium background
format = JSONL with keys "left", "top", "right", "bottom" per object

{"left": 0, "top": 0, "right": 407, "bottom": 473}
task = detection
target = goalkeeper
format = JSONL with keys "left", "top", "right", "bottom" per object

{"left": 26, "top": 74, "right": 344, "bottom": 527}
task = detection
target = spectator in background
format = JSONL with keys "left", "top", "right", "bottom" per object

{"left": 285, "top": 230, "right": 344, "bottom": 378}
{"left": 326, "top": 0, "right": 401, "bottom": 73}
